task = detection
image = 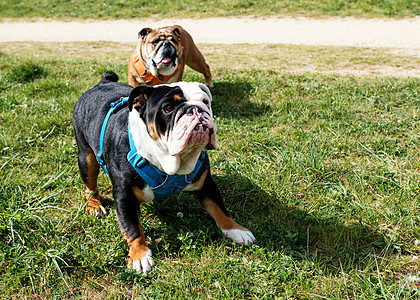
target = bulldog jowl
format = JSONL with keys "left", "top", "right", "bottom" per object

{"left": 166, "top": 104, "right": 217, "bottom": 156}
{"left": 152, "top": 40, "right": 177, "bottom": 69}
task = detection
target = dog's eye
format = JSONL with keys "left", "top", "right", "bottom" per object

{"left": 203, "top": 99, "right": 210, "bottom": 107}
{"left": 152, "top": 39, "right": 160, "bottom": 46}
{"left": 163, "top": 104, "right": 175, "bottom": 113}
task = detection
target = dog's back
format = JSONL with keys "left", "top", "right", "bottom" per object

{"left": 76, "top": 71, "right": 131, "bottom": 106}
{"left": 73, "top": 72, "right": 132, "bottom": 121}
{"left": 73, "top": 71, "right": 133, "bottom": 153}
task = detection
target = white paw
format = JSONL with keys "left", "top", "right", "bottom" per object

{"left": 222, "top": 229, "right": 256, "bottom": 246}
{"left": 87, "top": 205, "right": 107, "bottom": 217}
{"left": 132, "top": 249, "right": 155, "bottom": 274}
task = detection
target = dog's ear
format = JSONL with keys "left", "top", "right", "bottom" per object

{"left": 172, "top": 27, "right": 181, "bottom": 41}
{"left": 198, "top": 83, "right": 212, "bottom": 103}
{"left": 128, "top": 86, "right": 154, "bottom": 112}
{"left": 138, "top": 28, "right": 152, "bottom": 39}
{"left": 172, "top": 27, "right": 181, "bottom": 36}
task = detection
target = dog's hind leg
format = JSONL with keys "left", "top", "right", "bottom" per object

{"left": 186, "top": 49, "right": 213, "bottom": 88}
{"left": 76, "top": 139, "right": 106, "bottom": 217}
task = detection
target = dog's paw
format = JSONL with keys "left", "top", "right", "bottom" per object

{"left": 86, "top": 197, "right": 107, "bottom": 217}
{"left": 222, "top": 229, "right": 256, "bottom": 246}
{"left": 86, "top": 204, "right": 106, "bottom": 217}
{"left": 131, "top": 249, "right": 155, "bottom": 275}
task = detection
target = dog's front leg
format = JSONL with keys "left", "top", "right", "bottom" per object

{"left": 193, "top": 172, "right": 255, "bottom": 246}
{"left": 114, "top": 185, "right": 155, "bottom": 274}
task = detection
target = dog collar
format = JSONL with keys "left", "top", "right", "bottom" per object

{"left": 97, "top": 96, "right": 206, "bottom": 201}
{"left": 133, "top": 53, "right": 181, "bottom": 86}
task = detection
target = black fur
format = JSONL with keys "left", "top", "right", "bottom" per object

{"left": 72, "top": 72, "right": 230, "bottom": 253}
{"left": 128, "top": 84, "right": 185, "bottom": 137}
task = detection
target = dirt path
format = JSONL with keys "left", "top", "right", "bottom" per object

{"left": 1, "top": 17, "right": 420, "bottom": 53}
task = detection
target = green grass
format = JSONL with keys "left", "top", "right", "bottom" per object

{"left": 0, "top": 44, "right": 419, "bottom": 299}
{"left": 0, "top": 0, "right": 419, "bottom": 19}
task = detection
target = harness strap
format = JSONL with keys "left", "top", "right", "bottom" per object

{"left": 97, "top": 97, "right": 130, "bottom": 176}
{"left": 133, "top": 53, "right": 181, "bottom": 86}
{"left": 97, "top": 96, "right": 206, "bottom": 201}
{"left": 127, "top": 130, "right": 205, "bottom": 200}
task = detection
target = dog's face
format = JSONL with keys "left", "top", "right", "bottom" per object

{"left": 128, "top": 82, "right": 216, "bottom": 174}
{"left": 137, "top": 26, "right": 183, "bottom": 75}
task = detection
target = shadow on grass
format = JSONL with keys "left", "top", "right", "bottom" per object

{"left": 126, "top": 80, "right": 388, "bottom": 275}
{"left": 145, "top": 170, "right": 387, "bottom": 275}
{"left": 87, "top": 78, "right": 390, "bottom": 280}
{"left": 211, "top": 80, "right": 271, "bottom": 119}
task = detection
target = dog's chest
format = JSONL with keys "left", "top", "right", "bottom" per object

{"left": 127, "top": 135, "right": 206, "bottom": 201}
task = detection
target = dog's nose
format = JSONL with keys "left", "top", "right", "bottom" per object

{"left": 186, "top": 106, "right": 202, "bottom": 115}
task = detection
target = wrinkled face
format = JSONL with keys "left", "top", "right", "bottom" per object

{"left": 138, "top": 26, "right": 183, "bottom": 70}
{"left": 129, "top": 83, "right": 217, "bottom": 156}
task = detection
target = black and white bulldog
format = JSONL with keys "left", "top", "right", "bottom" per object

{"left": 72, "top": 71, "right": 255, "bottom": 274}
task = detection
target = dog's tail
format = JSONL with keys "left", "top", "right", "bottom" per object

{"left": 98, "top": 71, "right": 119, "bottom": 85}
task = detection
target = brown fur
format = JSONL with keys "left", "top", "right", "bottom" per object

{"left": 147, "top": 123, "right": 160, "bottom": 141}
{"left": 123, "top": 213, "right": 149, "bottom": 267}
{"left": 202, "top": 197, "right": 247, "bottom": 231}
{"left": 128, "top": 25, "right": 213, "bottom": 87}
{"left": 132, "top": 186, "right": 148, "bottom": 203}
{"left": 187, "top": 170, "right": 208, "bottom": 191}
{"left": 84, "top": 149, "right": 105, "bottom": 215}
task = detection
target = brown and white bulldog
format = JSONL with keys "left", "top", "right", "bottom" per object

{"left": 128, "top": 25, "right": 213, "bottom": 88}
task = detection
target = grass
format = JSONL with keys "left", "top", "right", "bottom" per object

{"left": 2, "top": 42, "right": 419, "bottom": 78}
{"left": 0, "top": 0, "right": 419, "bottom": 19}
{"left": 0, "top": 42, "right": 419, "bottom": 299}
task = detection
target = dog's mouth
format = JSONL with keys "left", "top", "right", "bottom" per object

{"left": 165, "top": 107, "right": 217, "bottom": 156}
{"left": 153, "top": 57, "right": 174, "bottom": 68}
{"left": 152, "top": 41, "right": 177, "bottom": 68}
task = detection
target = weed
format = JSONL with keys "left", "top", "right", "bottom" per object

{"left": 4, "top": 60, "right": 46, "bottom": 83}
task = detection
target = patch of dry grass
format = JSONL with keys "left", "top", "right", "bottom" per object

{"left": 1, "top": 41, "right": 419, "bottom": 78}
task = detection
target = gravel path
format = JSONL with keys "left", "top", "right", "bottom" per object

{"left": 1, "top": 17, "right": 420, "bottom": 53}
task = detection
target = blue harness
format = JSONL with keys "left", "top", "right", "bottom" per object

{"left": 97, "top": 97, "right": 205, "bottom": 201}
